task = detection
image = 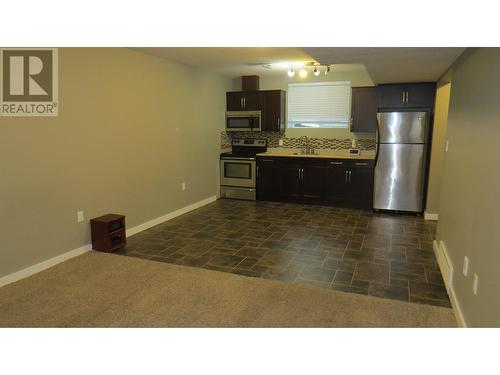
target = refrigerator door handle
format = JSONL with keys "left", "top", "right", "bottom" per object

{"left": 374, "top": 113, "right": 381, "bottom": 167}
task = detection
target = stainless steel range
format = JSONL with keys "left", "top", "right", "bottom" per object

{"left": 220, "top": 138, "right": 267, "bottom": 201}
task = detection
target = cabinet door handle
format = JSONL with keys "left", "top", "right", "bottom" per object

{"left": 298, "top": 168, "right": 302, "bottom": 180}
{"left": 277, "top": 117, "right": 280, "bottom": 127}
{"left": 406, "top": 91, "right": 409, "bottom": 104}
{"left": 345, "top": 170, "right": 348, "bottom": 183}
{"left": 330, "top": 161, "right": 343, "bottom": 165}
{"left": 354, "top": 162, "right": 367, "bottom": 166}
{"left": 349, "top": 170, "right": 352, "bottom": 183}
{"left": 256, "top": 166, "right": 259, "bottom": 178}
{"left": 261, "top": 159, "right": 274, "bottom": 162}
{"left": 402, "top": 91, "right": 405, "bottom": 103}
{"left": 243, "top": 97, "right": 246, "bottom": 109}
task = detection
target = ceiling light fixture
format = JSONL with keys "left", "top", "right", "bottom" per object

{"left": 281, "top": 62, "right": 331, "bottom": 78}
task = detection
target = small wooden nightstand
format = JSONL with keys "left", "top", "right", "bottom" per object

{"left": 90, "top": 214, "right": 126, "bottom": 252}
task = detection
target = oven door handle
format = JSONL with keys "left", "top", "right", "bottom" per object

{"left": 221, "top": 157, "right": 255, "bottom": 161}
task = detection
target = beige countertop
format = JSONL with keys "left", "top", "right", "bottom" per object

{"left": 257, "top": 148, "right": 376, "bottom": 160}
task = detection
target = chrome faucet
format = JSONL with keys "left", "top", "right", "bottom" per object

{"left": 300, "top": 135, "right": 315, "bottom": 155}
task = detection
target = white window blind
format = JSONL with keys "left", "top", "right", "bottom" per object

{"left": 287, "top": 81, "right": 351, "bottom": 128}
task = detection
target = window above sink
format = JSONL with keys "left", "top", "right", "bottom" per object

{"left": 287, "top": 81, "right": 351, "bottom": 129}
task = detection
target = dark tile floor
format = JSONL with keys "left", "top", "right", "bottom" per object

{"left": 115, "top": 199, "right": 451, "bottom": 308}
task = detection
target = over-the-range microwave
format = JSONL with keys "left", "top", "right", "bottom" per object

{"left": 225, "top": 111, "right": 261, "bottom": 132}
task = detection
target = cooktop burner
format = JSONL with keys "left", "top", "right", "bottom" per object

{"left": 220, "top": 138, "right": 267, "bottom": 159}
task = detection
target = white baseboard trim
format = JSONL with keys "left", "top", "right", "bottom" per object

{"left": 0, "top": 244, "right": 92, "bottom": 288}
{"left": 424, "top": 212, "right": 439, "bottom": 220}
{"left": 448, "top": 286, "right": 467, "bottom": 328}
{"left": 126, "top": 195, "right": 217, "bottom": 237}
{"left": 0, "top": 195, "right": 218, "bottom": 289}
{"left": 433, "top": 240, "right": 467, "bottom": 327}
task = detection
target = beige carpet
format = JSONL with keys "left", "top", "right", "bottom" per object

{"left": 0, "top": 252, "right": 457, "bottom": 327}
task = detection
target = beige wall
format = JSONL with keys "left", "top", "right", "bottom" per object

{"left": 0, "top": 48, "right": 232, "bottom": 278}
{"left": 232, "top": 68, "right": 376, "bottom": 140}
{"left": 425, "top": 83, "right": 451, "bottom": 215}
{"left": 436, "top": 48, "right": 500, "bottom": 326}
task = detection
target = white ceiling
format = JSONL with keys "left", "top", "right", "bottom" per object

{"left": 135, "top": 47, "right": 314, "bottom": 77}
{"left": 303, "top": 47, "right": 466, "bottom": 84}
{"left": 135, "top": 47, "right": 466, "bottom": 83}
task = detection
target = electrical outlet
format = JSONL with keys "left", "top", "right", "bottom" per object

{"left": 279, "top": 139, "right": 284, "bottom": 146}
{"left": 77, "top": 211, "right": 84, "bottom": 223}
{"left": 445, "top": 140, "right": 449, "bottom": 152}
{"left": 463, "top": 256, "right": 470, "bottom": 277}
{"left": 472, "top": 273, "right": 479, "bottom": 295}
{"left": 181, "top": 182, "right": 186, "bottom": 191}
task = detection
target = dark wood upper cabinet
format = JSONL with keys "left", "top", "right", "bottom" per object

{"left": 226, "top": 92, "right": 244, "bottom": 111}
{"left": 350, "top": 87, "right": 378, "bottom": 133}
{"left": 405, "top": 83, "right": 436, "bottom": 108}
{"left": 242, "top": 91, "right": 262, "bottom": 110}
{"left": 377, "top": 84, "right": 407, "bottom": 108}
{"left": 261, "top": 90, "right": 285, "bottom": 132}
{"left": 226, "top": 90, "right": 285, "bottom": 132}
{"left": 378, "top": 83, "right": 436, "bottom": 110}
{"left": 226, "top": 91, "right": 262, "bottom": 111}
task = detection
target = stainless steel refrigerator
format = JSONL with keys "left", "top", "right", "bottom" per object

{"left": 373, "top": 111, "right": 430, "bottom": 213}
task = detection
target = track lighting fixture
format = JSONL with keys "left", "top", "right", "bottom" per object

{"left": 271, "top": 62, "right": 332, "bottom": 78}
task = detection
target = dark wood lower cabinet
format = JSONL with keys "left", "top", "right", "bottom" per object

{"left": 348, "top": 161, "right": 374, "bottom": 208}
{"left": 255, "top": 158, "right": 278, "bottom": 200}
{"left": 301, "top": 165, "right": 326, "bottom": 201}
{"left": 324, "top": 161, "right": 348, "bottom": 205}
{"left": 278, "top": 164, "right": 301, "bottom": 200}
{"left": 257, "top": 156, "right": 374, "bottom": 209}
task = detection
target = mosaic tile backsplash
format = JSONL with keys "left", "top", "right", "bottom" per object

{"left": 220, "top": 131, "right": 376, "bottom": 151}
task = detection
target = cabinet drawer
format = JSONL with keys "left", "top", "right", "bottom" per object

{"left": 327, "top": 160, "right": 346, "bottom": 167}
{"left": 349, "top": 160, "right": 374, "bottom": 168}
